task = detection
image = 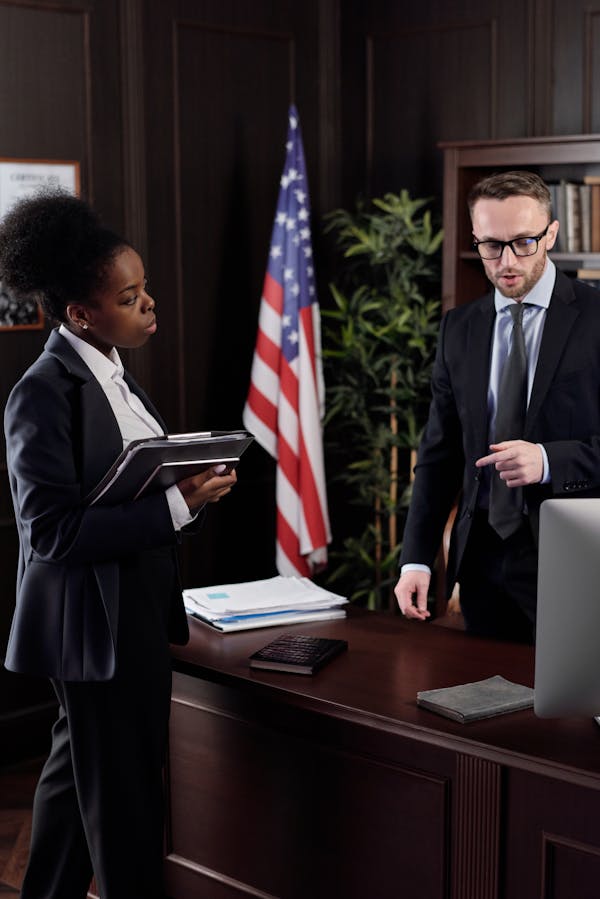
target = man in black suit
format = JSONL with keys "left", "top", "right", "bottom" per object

{"left": 395, "top": 170, "right": 600, "bottom": 642}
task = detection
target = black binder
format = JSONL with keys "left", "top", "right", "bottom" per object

{"left": 86, "top": 430, "right": 254, "bottom": 506}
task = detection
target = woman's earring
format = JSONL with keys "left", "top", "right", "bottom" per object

{"left": 81, "top": 322, "right": 88, "bottom": 330}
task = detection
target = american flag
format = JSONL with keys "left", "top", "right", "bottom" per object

{"left": 243, "top": 105, "right": 331, "bottom": 577}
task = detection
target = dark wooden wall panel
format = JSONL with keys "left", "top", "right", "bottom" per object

{"left": 341, "top": 1, "right": 535, "bottom": 203}
{"left": 174, "top": 24, "right": 294, "bottom": 585}
{"left": 0, "top": 3, "right": 89, "bottom": 160}
{"left": 585, "top": 9, "right": 600, "bottom": 133}
{"left": 550, "top": 2, "right": 600, "bottom": 137}
{"left": 367, "top": 20, "right": 497, "bottom": 199}
{"left": 176, "top": 23, "right": 293, "bottom": 431}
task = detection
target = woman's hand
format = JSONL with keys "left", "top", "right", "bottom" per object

{"left": 177, "top": 464, "right": 237, "bottom": 511}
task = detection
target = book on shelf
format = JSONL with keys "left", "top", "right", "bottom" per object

{"left": 576, "top": 269, "right": 600, "bottom": 279}
{"left": 549, "top": 178, "right": 600, "bottom": 254}
{"left": 579, "top": 183, "right": 592, "bottom": 253}
{"left": 549, "top": 181, "right": 567, "bottom": 253}
{"left": 86, "top": 430, "right": 254, "bottom": 506}
{"left": 576, "top": 269, "right": 600, "bottom": 289}
{"left": 591, "top": 184, "right": 600, "bottom": 252}
{"left": 416, "top": 675, "right": 534, "bottom": 723}
{"left": 565, "top": 181, "right": 582, "bottom": 253}
{"left": 183, "top": 575, "right": 348, "bottom": 633}
{"left": 249, "top": 634, "right": 348, "bottom": 675}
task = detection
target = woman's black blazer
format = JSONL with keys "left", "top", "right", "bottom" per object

{"left": 3, "top": 329, "right": 189, "bottom": 682}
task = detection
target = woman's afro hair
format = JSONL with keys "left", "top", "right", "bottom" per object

{"left": 0, "top": 190, "right": 128, "bottom": 322}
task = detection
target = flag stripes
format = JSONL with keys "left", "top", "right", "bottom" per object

{"left": 243, "top": 105, "right": 331, "bottom": 576}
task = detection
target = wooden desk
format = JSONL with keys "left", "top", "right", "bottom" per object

{"left": 166, "top": 610, "right": 600, "bottom": 899}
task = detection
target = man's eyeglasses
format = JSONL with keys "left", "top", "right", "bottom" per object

{"left": 472, "top": 224, "right": 550, "bottom": 260}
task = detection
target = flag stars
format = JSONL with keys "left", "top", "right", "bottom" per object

{"left": 303, "top": 246, "right": 312, "bottom": 258}
{"left": 297, "top": 207, "right": 309, "bottom": 222}
{"left": 288, "top": 329, "right": 299, "bottom": 345}
{"left": 285, "top": 217, "right": 296, "bottom": 231}
{"left": 300, "top": 227, "right": 310, "bottom": 241}
{"left": 276, "top": 211, "right": 287, "bottom": 225}
{"left": 291, "top": 282, "right": 300, "bottom": 297}
{"left": 294, "top": 189, "right": 306, "bottom": 204}
{"left": 281, "top": 168, "right": 301, "bottom": 190}
{"left": 283, "top": 267, "right": 294, "bottom": 281}
{"left": 270, "top": 245, "right": 282, "bottom": 259}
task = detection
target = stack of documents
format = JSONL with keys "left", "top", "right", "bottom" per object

{"left": 183, "top": 576, "right": 348, "bottom": 632}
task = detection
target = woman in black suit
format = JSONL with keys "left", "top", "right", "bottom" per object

{"left": 1, "top": 192, "right": 237, "bottom": 898}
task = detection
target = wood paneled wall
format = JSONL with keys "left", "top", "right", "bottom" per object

{"left": 2, "top": 0, "right": 600, "bottom": 758}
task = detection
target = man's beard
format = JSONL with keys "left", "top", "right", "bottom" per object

{"left": 485, "top": 252, "right": 546, "bottom": 299}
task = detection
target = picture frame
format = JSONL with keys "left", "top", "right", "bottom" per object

{"left": 0, "top": 157, "right": 80, "bottom": 331}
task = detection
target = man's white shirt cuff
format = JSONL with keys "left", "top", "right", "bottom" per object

{"left": 401, "top": 563, "right": 431, "bottom": 576}
{"left": 537, "top": 444, "right": 550, "bottom": 483}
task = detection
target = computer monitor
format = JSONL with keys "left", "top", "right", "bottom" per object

{"left": 534, "top": 498, "right": 600, "bottom": 717}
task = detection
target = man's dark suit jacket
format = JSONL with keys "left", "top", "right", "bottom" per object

{"left": 399, "top": 268, "right": 600, "bottom": 597}
{"left": 3, "top": 328, "right": 189, "bottom": 682}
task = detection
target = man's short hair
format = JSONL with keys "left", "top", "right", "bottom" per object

{"left": 467, "top": 170, "right": 552, "bottom": 219}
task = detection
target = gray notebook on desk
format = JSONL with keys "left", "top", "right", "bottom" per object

{"left": 417, "top": 675, "right": 534, "bottom": 723}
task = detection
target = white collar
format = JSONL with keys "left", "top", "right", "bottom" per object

{"left": 58, "top": 324, "right": 124, "bottom": 385}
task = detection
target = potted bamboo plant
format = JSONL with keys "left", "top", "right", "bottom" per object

{"left": 322, "top": 191, "right": 443, "bottom": 610}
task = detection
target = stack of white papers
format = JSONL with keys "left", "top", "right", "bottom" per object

{"left": 183, "top": 576, "right": 348, "bottom": 633}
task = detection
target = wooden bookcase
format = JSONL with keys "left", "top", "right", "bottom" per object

{"left": 440, "top": 134, "right": 600, "bottom": 311}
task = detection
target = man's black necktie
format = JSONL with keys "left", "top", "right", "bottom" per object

{"left": 488, "top": 302, "right": 527, "bottom": 539}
